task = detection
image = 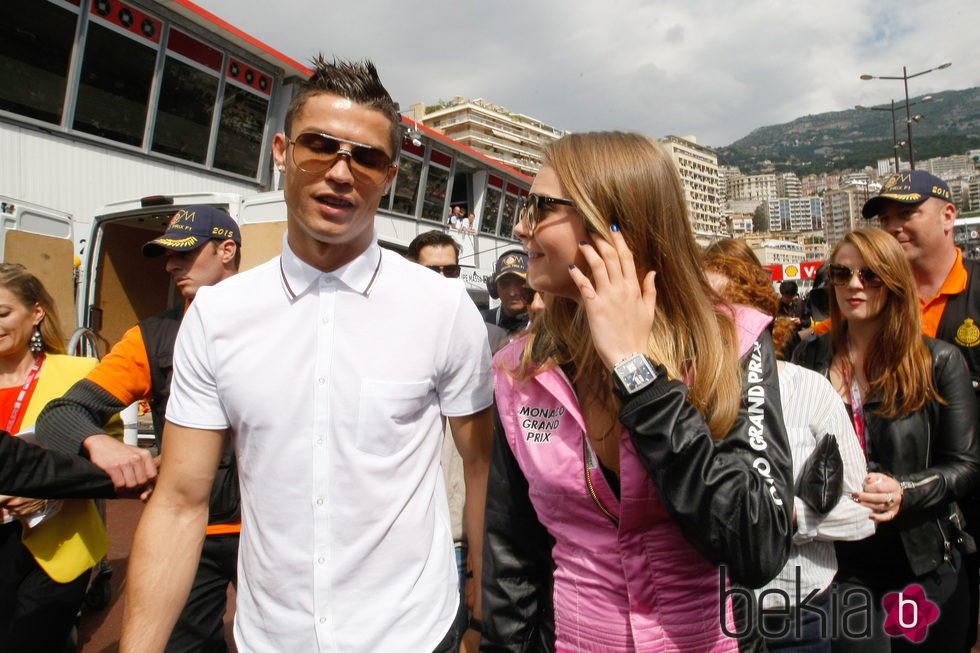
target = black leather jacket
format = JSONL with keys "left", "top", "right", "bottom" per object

{"left": 794, "top": 334, "right": 980, "bottom": 576}
{"left": 481, "top": 330, "right": 794, "bottom": 651}
{"left": 0, "top": 432, "right": 114, "bottom": 499}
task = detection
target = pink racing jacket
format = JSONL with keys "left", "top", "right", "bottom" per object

{"left": 482, "top": 305, "right": 792, "bottom": 652}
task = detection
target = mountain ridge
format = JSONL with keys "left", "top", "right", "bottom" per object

{"left": 714, "top": 86, "right": 980, "bottom": 174}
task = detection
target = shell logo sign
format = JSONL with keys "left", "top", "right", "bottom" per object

{"left": 763, "top": 261, "right": 824, "bottom": 282}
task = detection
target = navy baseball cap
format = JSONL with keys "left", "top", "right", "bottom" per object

{"left": 862, "top": 170, "right": 953, "bottom": 219}
{"left": 494, "top": 251, "right": 528, "bottom": 283}
{"left": 142, "top": 205, "right": 241, "bottom": 257}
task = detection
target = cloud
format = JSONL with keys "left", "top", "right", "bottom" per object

{"left": 192, "top": 0, "right": 980, "bottom": 147}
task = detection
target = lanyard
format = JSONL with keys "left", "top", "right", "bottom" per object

{"left": 5, "top": 353, "right": 44, "bottom": 433}
{"left": 842, "top": 340, "right": 870, "bottom": 461}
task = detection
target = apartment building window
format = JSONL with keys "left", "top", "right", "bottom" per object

{"left": 0, "top": 0, "right": 78, "bottom": 124}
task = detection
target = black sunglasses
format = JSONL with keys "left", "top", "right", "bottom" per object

{"left": 827, "top": 264, "right": 884, "bottom": 288}
{"left": 518, "top": 193, "right": 574, "bottom": 234}
{"left": 425, "top": 264, "right": 461, "bottom": 279}
{"left": 287, "top": 132, "right": 393, "bottom": 183}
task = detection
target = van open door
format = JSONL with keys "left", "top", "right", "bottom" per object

{"left": 237, "top": 191, "right": 287, "bottom": 271}
{"left": 0, "top": 196, "right": 76, "bottom": 340}
{"left": 79, "top": 193, "right": 242, "bottom": 352}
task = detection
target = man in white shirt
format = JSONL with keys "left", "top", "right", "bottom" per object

{"left": 121, "top": 57, "right": 493, "bottom": 653}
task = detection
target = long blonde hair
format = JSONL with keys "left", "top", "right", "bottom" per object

{"left": 0, "top": 263, "right": 67, "bottom": 355}
{"left": 516, "top": 132, "right": 740, "bottom": 439}
{"left": 828, "top": 228, "right": 938, "bottom": 417}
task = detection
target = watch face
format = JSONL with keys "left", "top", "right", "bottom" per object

{"left": 617, "top": 354, "right": 657, "bottom": 393}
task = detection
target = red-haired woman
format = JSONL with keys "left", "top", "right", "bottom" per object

{"left": 795, "top": 228, "right": 979, "bottom": 650}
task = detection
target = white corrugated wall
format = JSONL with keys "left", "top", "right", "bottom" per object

{"left": 0, "top": 122, "right": 267, "bottom": 250}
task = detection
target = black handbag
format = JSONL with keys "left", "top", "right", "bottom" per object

{"left": 796, "top": 433, "right": 844, "bottom": 515}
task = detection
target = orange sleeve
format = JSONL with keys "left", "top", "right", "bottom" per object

{"left": 206, "top": 521, "right": 242, "bottom": 536}
{"left": 85, "top": 325, "right": 153, "bottom": 406}
{"left": 813, "top": 318, "right": 832, "bottom": 336}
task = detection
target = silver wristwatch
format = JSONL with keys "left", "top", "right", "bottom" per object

{"left": 612, "top": 353, "right": 658, "bottom": 397}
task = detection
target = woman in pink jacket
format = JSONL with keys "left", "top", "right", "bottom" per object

{"left": 481, "top": 132, "right": 794, "bottom": 652}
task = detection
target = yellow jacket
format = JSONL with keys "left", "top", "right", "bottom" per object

{"left": 18, "top": 354, "right": 115, "bottom": 583}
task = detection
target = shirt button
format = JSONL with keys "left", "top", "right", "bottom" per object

{"left": 319, "top": 617, "right": 327, "bottom": 624}
{"left": 318, "top": 377, "right": 325, "bottom": 385}
{"left": 321, "top": 316, "right": 330, "bottom": 324}
{"left": 316, "top": 438, "right": 324, "bottom": 446}
{"left": 318, "top": 557, "right": 325, "bottom": 564}
{"left": 316, "top": 498, "right": 324, "bottom": 506}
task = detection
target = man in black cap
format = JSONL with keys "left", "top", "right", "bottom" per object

{"left": 482, "top": 250, "right": 532, "bottom": 336}
{"left": 777, "top": 280, "right": 808, "bottom": 327}
{"left": 36, "top": 204, "right": 242, "bottom": 652}
{"left": 864, "top": 170, "right": 980, "bottom": 651}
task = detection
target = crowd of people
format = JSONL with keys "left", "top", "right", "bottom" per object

{"left": 0, "top": 56, "right": 978, "bottom": 653}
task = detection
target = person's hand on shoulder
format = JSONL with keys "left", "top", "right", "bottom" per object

{"left": 84, "top": 433, "right": 157, "bottom": 491}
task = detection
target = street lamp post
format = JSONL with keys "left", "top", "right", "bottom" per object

{"left": 855, "top": 96, "right": 933, "bottom": 173}
{"left": 860, "top": 62, "right": 952, "bottom": 169}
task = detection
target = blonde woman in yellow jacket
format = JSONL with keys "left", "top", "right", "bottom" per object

{"left": 0, "top": 263, "right": 118, "bottom": 651}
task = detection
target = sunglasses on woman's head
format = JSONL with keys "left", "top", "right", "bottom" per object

{"left": 827, "top": 264, "right": 884, "bottom": 288}
{"left": 287, "top": 132, "right": 393, "bottom": 184}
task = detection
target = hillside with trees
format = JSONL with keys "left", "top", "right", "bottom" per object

{"left": 715, "top": 87, "right": 980, "bottom": 174}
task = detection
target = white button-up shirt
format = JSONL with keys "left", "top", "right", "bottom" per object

{"left": 167, "top": 236, "right": 493, "bottom": 652}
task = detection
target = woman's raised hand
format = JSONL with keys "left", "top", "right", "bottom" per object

{"left": 568, "top": 225, "right": 657, "bottom": 371}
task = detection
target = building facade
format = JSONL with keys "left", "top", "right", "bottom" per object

{"left": 659, "top": 135, "right": 723, "bottom": 244}
{"left": 921, "top": 154, "right": 976, "bottom": 180}
{"left": 727, "top": 172, "right": 778, "bottom": 203}
{"left": 413, "top": 98, "right": 566, "bottom": 176}
{"left": 821, "top": 187, "right": 873, "bottom": 249}
{"left": 969, "top": 177, "right": 980, "bottom": 212}
{"left": 729, "top": 213, "right": 754, "bottom": 238}
{"left": 750, "top": 238, "right": 806, "bottom": 267}
{"left": 766, "top": 197, "right": 823, "bottom": 233}
{"left": 776, "top": 172, "right": 803, "bottom": 199}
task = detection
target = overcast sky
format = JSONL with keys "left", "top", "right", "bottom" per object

{"left": 192, "top": 0, "right": 979, "bottom": 148}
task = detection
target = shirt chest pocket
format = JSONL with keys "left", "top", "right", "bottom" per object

{"left": 356, "top": 379, "right": 431, "bottom": 456}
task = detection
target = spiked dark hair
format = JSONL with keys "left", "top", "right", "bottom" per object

{"left": 284, "top": 56, "right": 402, "bottom": 158}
